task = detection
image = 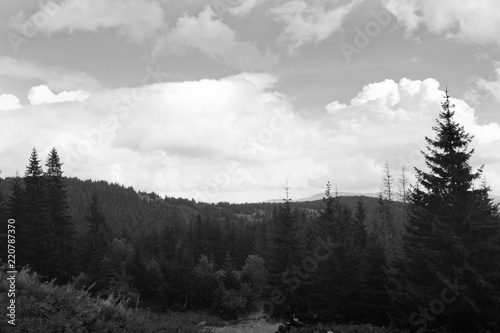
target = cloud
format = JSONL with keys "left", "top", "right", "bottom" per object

{"left": 226, "top": 0, "right": 270, "bottom": 16}
{"left": 469, "top": 66, "right": 500, "bottom": 103}
{"left": 325, "top": 101, "right": 347, "bottom": 114}
{"left": 325, "top": 77, "right": 500, "bottom": 190}
{"left": 381, "top": 0, "right": 500, "bottom": 45}
{"left": 154, "top": 6, "right": 278, "bottom": 70}
{"left": 8, "top": 0, "right": 165, "bottom": 42}
{"left": 0, "top": 94, "right": 22, "bottom": 111}
{"left": 1, "top": 75, "right": 498, "bottom": 203}
{"left": 0, "top": 56, "right": 101, "bottom": 92}
{"left": 270, "top": 0, "right": 359, "bottom": 51}
{"left": 28, "top": 85, "right": 89, "bottom": 105}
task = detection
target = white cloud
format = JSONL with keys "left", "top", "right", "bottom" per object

{"left": 325, "top": 101, "right": 347, "bottom": 114}
{"left": 325, "top": 77, "right": 500, "bottom": 191}
{"left": 271, "top": 0, "right": 359, "bottom": 51}
{"left": 1, "top": 75, "right": 498, "bottom": 203}
{"left": 28, "top": 85, "right": 89, "bottom": 105}
{"left": 8, "top": 0, "right": 164, "bottom": 42}
{"left": 0, "top": 56, "right": 101, "bottom": 92}
{"left": 466, "top": 63, "right": 500, "bottom": 103}
{"left": 382, "top": 0, "right": 500, "bottom": 45}
{"left": 226, "top": 0, "right": 270, "bottom": 16}
{"left": 0, "top": 94, "right": 22, "bottom": 111}
{"left": 154, "top": 6, "right": 278, "bottom": 70}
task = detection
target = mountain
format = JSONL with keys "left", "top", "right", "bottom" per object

{"left": 268, "top": 192, "right": 500, "bottom": 204}
{"left": 266, "top": 191, "right": 380, "bottom": 203}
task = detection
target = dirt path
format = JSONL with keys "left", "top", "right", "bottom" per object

{"left": 204, "top": 311, "right": 281, "bottom": 333}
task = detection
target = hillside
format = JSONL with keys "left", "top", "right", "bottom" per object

{"left": 0, "top": 176, "right": 394, "bottom": 240}
{"left": 0, "top": 266, "right": 216, "bottom": 333}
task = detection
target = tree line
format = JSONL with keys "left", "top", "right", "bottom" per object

{"left": 0, "top": 90, "right": 499, "bottom": 331}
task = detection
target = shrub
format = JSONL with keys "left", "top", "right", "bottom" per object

{"left": 0, "top": 267, "right": 203, "bottom": 333}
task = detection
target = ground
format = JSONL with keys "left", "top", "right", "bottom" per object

{"left": 202, "top": 311, "right": 282, "bottom": 333}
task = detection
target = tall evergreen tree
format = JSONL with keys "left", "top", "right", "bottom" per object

{"left": 265, "top": 185, "right": 303, "bottom": 317}
{"left": 389, "top": 90, "right": 500, "bottom": 331}
{"left": 359, "top": 233, "right": 390, "bottom": 325}
{"left": 308, "top": 182, "right": 363, "bottom": 322}
{"left": 83, "top": 193, "right": 109, "bottom": 273}
{"left": 24, "top": 147, "right": 57, "bottom": 279}
{"left": 353, "top": 199, "right": 368, "bottom": 248}
{"left": 45, "top": 148, "right": 76, "bottom": 282}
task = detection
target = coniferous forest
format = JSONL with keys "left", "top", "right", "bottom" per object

{"left": 1, "top": 91, "right": 500, "bottom": 332}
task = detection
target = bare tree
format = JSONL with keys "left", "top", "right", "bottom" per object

{"left": 381, "top": 161, "right": 394, "bottom": 201}
{"left": 398, "top": 166, "right": 409, "bottom": 203}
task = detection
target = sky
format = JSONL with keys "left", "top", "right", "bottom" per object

{"left": 0, "top": 0, "right": 499, "bottom": 203}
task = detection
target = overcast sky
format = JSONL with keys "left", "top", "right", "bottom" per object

{"left": 1, "top": 0, "right": 499, "bottom": 203}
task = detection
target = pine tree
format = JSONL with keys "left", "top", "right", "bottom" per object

{"left": 390, "top": 90, "right": 500, "bottom": 331}
{"left": 308, "top": 182, "right": 362, "bottom": 322}
{"left": 379, "top": 163, "right": 400, "bottom": 264}
{"left": 45, "top": 148, "right": 76, "bottom": 282}
{"left": 353, "top": 199, "right": 368, "bottom": 248}
{"left": 83, "top": 193, "right": 109, "bottom": 273}
{"left": 24, "top": 147, "right": 57, "bottom": 279}
{"left": 265, "top": 184, "right": 303, "bottom": 317}
{"left": 359, "top": 233, "right": 390, "bottom": 325}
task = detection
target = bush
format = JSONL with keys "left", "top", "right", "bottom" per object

{"left": 0, "top": 267, "right": 203, "bottom": 332}
{"left": 214, "top": 285, "right": 248, "bottom": 319}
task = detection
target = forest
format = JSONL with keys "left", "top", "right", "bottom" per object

{"left": 1, "top": 91, "right": 499, "bottom": 332}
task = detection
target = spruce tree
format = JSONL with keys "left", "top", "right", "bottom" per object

{"left": 24, "top": 147, "right": 57, "bottom": 279}
{"left": 390, "top": 90, "right": 500, "bottom": 331}
{"left": 83, "top": 193, "right": 109, "bottom": 273}
{"left": 353, "top": 199, "right": 368, "bottom": 248}
{"left": 308, "top": 182, "right": 363, "bottom": 322}
{"left": 359, "top": 233, "right": 390, "bottom": 325}
{"left": 265, "top": 186, "right": 303, "bottom": 317}
{"left": 45, "top": 148, "right": 76, "bottom": 282}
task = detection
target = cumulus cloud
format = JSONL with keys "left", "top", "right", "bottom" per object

{"left": 154, "top": 6, "right": 278, "bottom": 70}
{"left": 468, "top": 66, "right": 500, "bottom": 104}
{"left": 0, "top": 94, "right": 22, "bottom": 111}
{"left": 8, "top": 0, "right": 164, "bottom": 42}
{"left": 1, "top": 75, "right": 498, "bottom": 203}
{"left": 0, "top": 56, "right": 101, "bottom": 92}
{"left": 325, "top": 101, "right": 347, "bottom": 114}
{"left": 271, "top": 0, "right": 360, "bottom": 51}
{"left": 325, "top": 77, "right": 500, "bottom": 190}
{"left": 381, "top": 0, "right": 500, "bottom": 45}
{"left": 28, "top": 85, "right": 89, "bottom": 105}
{"left": 226, "top": 0, "right": 270, "bottom": 16}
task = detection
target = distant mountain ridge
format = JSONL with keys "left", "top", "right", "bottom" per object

{"left": 266, "top": 191, "right": 380, "bottom": 203}
{"left": 267, "top": 191, "right": 500, "bottom": 204}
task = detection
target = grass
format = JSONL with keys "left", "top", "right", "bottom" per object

{"left": 0, "top": 267, "right": 206, "bottom": 333}
{"left": 288, "top": 323, "right": 476, "bottom": 333}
